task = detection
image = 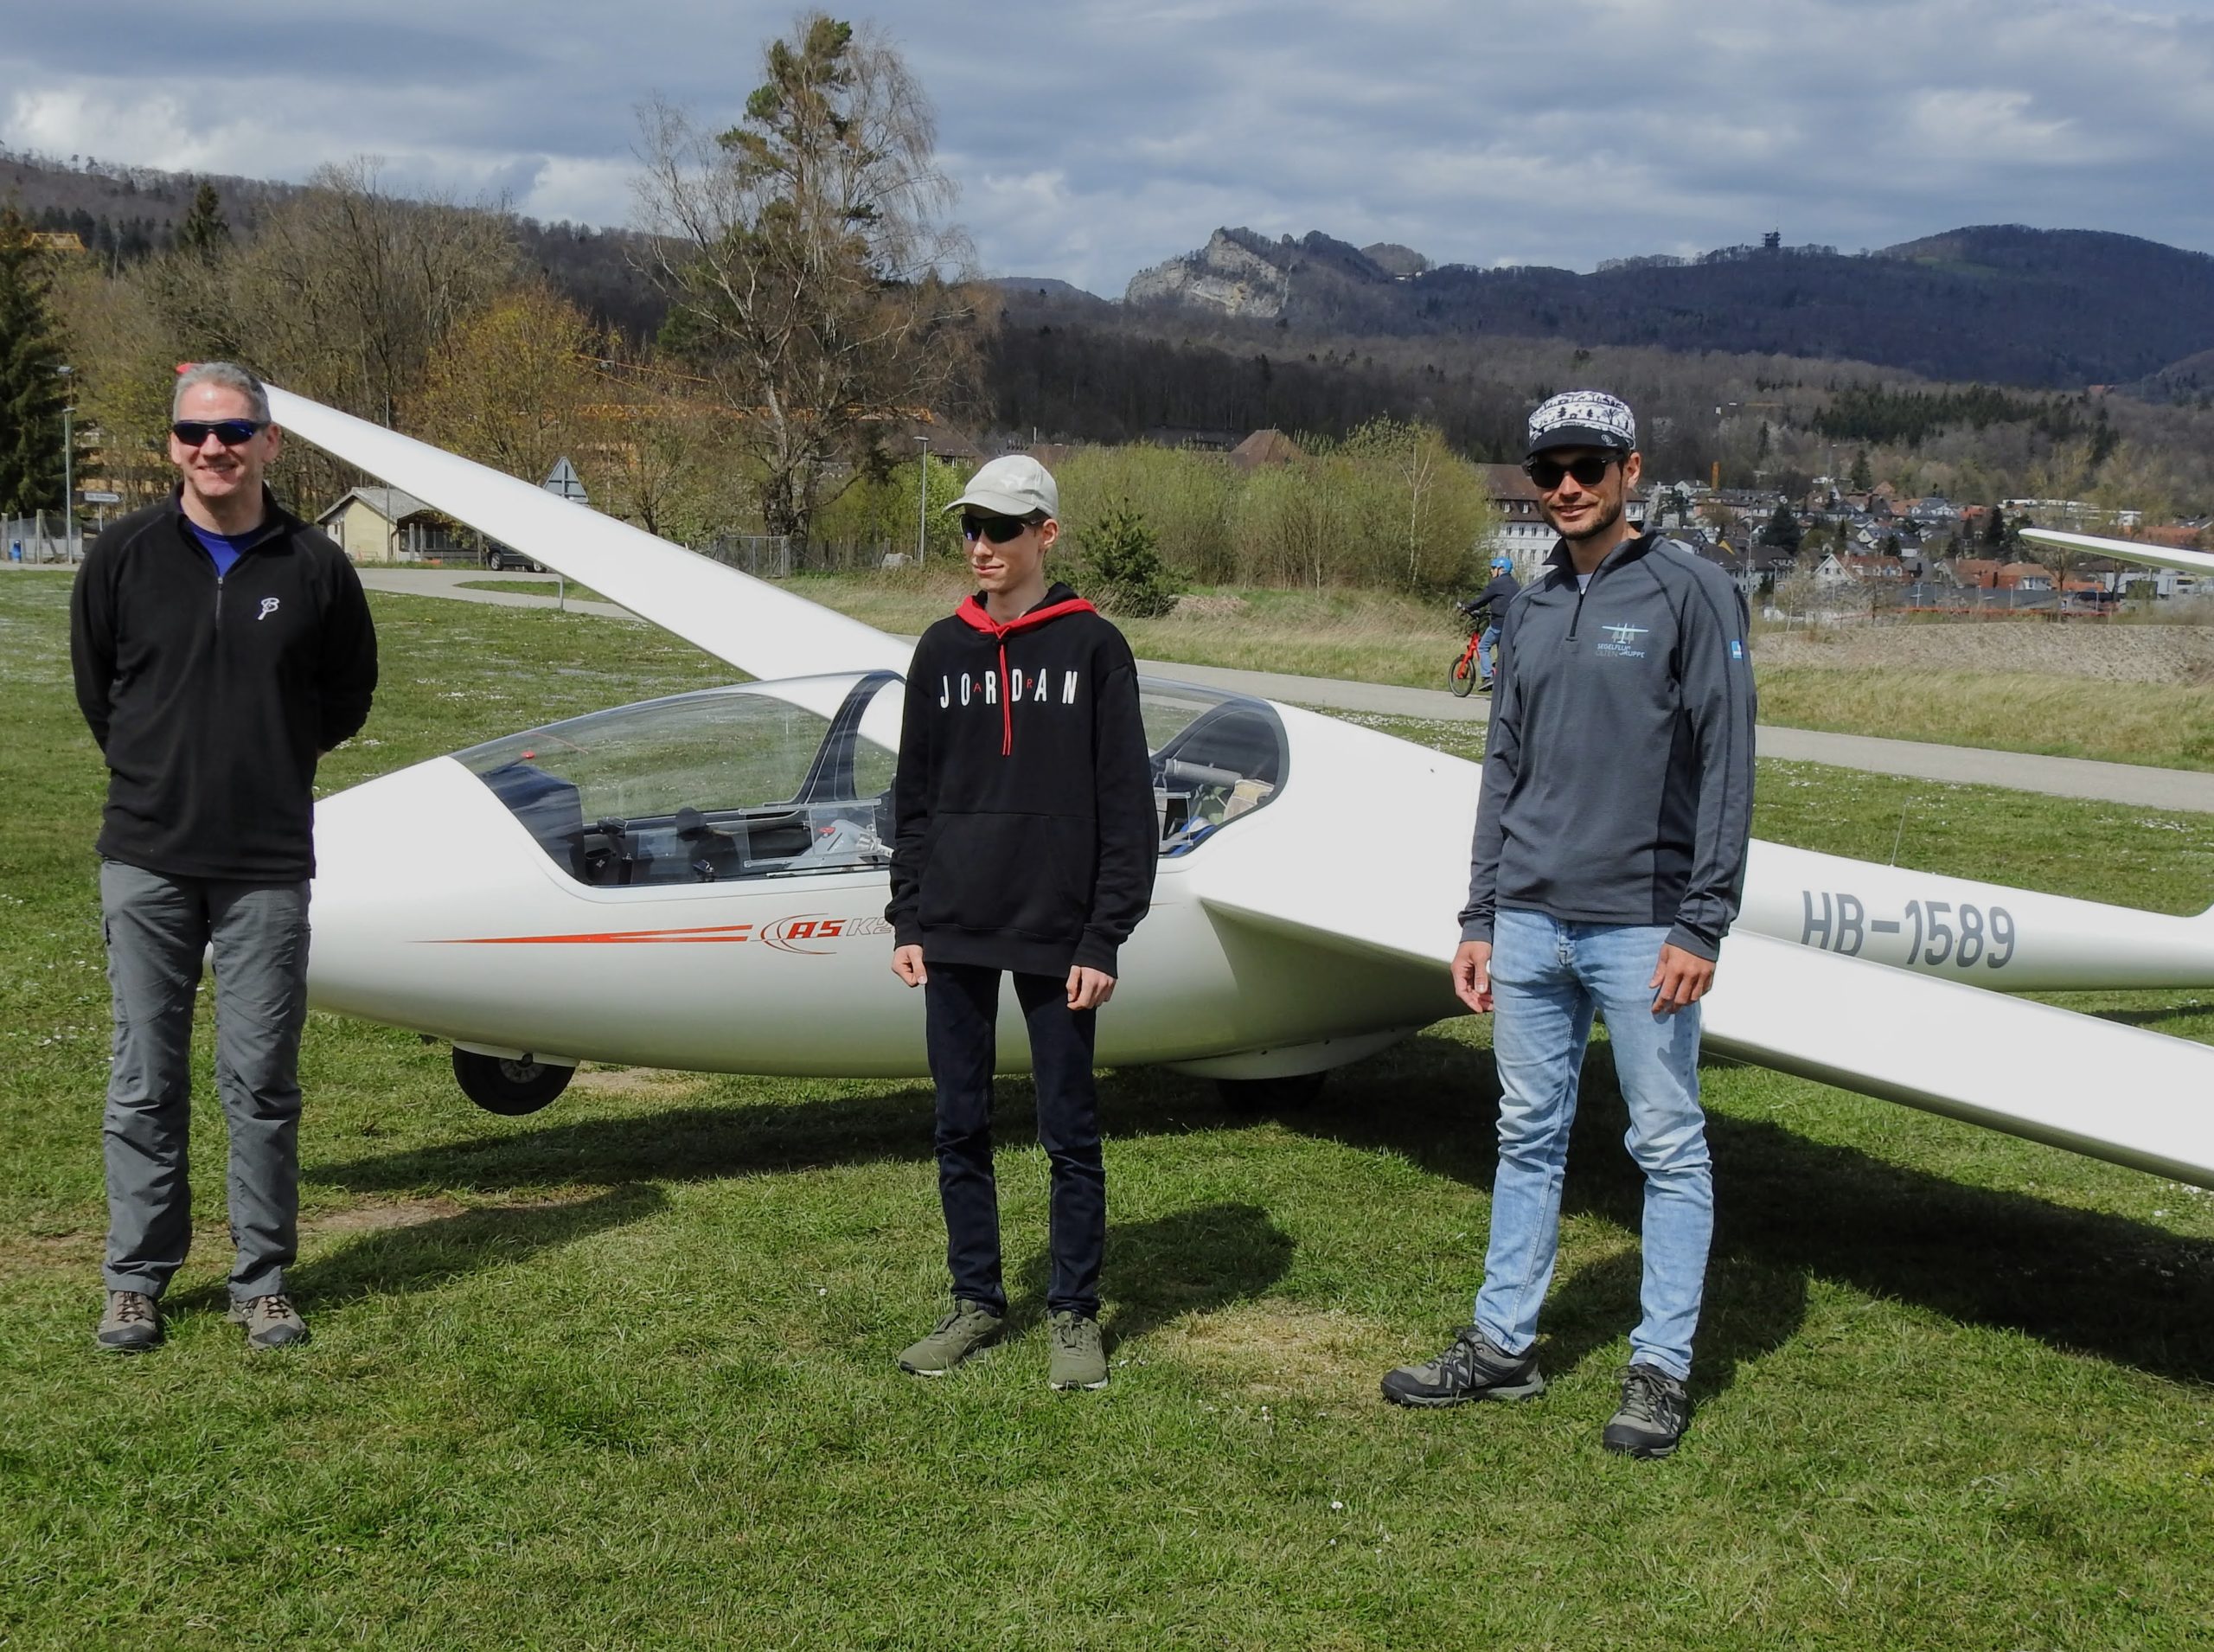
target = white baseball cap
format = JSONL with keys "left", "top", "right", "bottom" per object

{"left": 944, "top": 454, "right": 1059, "bottom": 520}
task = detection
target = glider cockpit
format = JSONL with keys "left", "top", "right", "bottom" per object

{"left": 455, "top": 672, "right": 1289, "bottom": 890}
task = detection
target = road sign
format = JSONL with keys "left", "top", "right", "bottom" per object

{"left": 81, "top": 490, "right": 121, "bottom": 503}
{"left": 542, "top": 458, "right": 587, "bottom": 503}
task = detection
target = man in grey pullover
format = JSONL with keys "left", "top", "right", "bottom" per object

{"left": 1381, "top": 391, "right": 1756, "bottom": 1457}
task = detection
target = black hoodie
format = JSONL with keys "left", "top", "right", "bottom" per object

{"left": 887, "top": 582, "right": 1157, "bottom": 976}
{"left": 69, "top": 487, "right": 379, "bottom": 881}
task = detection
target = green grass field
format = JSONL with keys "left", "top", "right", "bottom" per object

{"left": 3, "top": 569, "right": 2211, "bottom": 1649}
{"left": 788, "top": 570, "right": 2214, "bottom": 772}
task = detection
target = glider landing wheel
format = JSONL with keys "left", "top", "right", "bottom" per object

{"left": 451, "top": 1047, "right": 573, "bottom": 1116}
{"left": 1216, "top": 1072, "right": 1328, "bottom": 1112}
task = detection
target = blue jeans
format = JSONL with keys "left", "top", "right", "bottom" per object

{"left": 1474, "top": 910, "right": 1713, "bottom": 1380}
{"left": 1477, "top": 625, "right": 1499, "bottom": 682}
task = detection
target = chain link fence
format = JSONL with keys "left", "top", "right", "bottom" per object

{"left": 693, "top": 535, "right": 793, "bottom": 579}
{"left": 3, "top": 513, "right": 88, "bottom": 566}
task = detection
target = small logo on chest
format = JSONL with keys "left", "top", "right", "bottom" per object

{"left": 1596, "top": 622, "right": 1648, "bottom": 659}
{"left": 256, "top": 597, "right": 281, "bottom": 622}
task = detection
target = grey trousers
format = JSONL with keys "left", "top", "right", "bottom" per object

{"left": 99, "top": 861, "right": 311, "bottom": 1302}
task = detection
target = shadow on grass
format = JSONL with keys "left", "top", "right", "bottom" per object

{"left": 2079, "top": 1003, "right": 2213, "bottom": 1031}
{"left": 170, "top": 1187, "right": 665, "bottom": 1317}
{"left": 316, "top": 1085, "right": 938, "bottom": 1196}
{"left": 1295, "top": 1036, "right": 2214, "bottom": 1389}
{"left": 1009, "top": 1201, "right": 1294, "bottom": 1345}
{"left": 314, "top": 1041, "right": 2214, "bottom": 1386}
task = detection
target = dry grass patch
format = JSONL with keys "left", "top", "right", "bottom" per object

{"left": 1757, "top": 620, "right": 2214, "bottom": 684}
{"left": 1756, "top": 666, "right": 2214, "bottom": 770}
{"left": 0, "top": 1231, "right": 99, "bottom": 1282}
{"left": 569, "top": 1064, "right": 713, "bottom": 1101}
{"left": 306, "top": 1195, "right": 466, "bottom": 1235}
{"left": 1146, "top": 1299, "right": 1396, "bottom": 1399}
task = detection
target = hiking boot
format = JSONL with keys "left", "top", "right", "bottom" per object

{"left": 95, "top": 1290, "right": 163, "bottom": 1354}
{"left": 1380, "top": 1325, "right": 1545, "bottom": 1408}
{"left": 1046, "top": 1309, "right": 1108, "bottom": 1391}
{"left": 898, "top": 1299, "right": 1003, "bottom": 1376}
{"left": 1602, "top": 1363, "right": 1691, "bottom": 1458}
{"left": 228, "top": 1293, "right": 310, "bottom": 1350}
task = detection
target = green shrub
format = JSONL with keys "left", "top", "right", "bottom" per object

{"left": 1075, "top": 503, "right": 1180, "bottom": 618}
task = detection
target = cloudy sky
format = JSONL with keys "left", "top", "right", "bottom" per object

{"left": 6, "top": 0, "right": 2214, "bottom": 295}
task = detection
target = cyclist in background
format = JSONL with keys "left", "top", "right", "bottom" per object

{"left": 1462, "top": 556, "right": 1521, "bottom": 687}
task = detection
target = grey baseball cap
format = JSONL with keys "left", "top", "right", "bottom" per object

{"left": 1526, "top": 390, "right": 1637, "bottom": 458}
{"left": 944, "top": 454, "right": 1059, "bottom": 519}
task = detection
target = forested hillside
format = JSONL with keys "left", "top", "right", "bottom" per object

{"left": 12, "top": 145, "right": 2214, "bottom": 522}
{"left": 1128, "top": 225, "right": 2214, "bottom": 389}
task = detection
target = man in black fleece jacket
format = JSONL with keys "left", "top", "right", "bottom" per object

{"left": 70, "top": 362, "right": 377, "bottom": 1354}
{"left": 886, "top": 454, "right": 1156, "bottom": 1391}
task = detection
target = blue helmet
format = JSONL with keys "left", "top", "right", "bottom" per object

{"left": 1491, "top": 557, "right": 1513, "bottom": 571}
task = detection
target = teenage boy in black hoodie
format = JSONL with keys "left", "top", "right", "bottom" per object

{"left": 886, "top": 455, "right": 1157, "bottom": 1391}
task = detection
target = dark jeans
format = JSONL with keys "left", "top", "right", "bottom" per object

{"left": 99, "top": 861, "right": 311, "bottom": 1303}
{"left": 925, "top": 962, "right": 1104, "bottom": 1318}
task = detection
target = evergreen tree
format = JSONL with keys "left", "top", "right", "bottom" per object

{"left": 176, "top": 182, "right": 230, "bottom": 260}
{"left": 0, "top": 208, "right": 70, "bottom": 515}
{"left": 1760, "top": 499, "right": 1801, "bottom": 554}
{"left": 1983, "top": 505, "right": 2007, "bottom": 548}
{"left": 1076, "top": 503, "right": 1179, "bottom": 618}
{"left": 1848, "top": 447, "right": 1872, "bottom": 490}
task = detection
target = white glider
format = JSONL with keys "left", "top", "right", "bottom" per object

{"left": 271, "top": 387, "right": 2214, "bottom": 1188}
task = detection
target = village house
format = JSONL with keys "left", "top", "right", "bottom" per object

{"left": 317, "top": 486, "right": 472, "bottom": 564}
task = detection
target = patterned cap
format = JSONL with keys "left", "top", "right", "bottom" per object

{"left": 1526, "top": 390, "right": 1637, "bottom": 458}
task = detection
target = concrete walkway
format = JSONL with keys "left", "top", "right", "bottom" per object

{"left": 360, "top": 570, "right": 2214, "bottom": 815}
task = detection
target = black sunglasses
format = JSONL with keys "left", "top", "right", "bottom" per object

{"left": 172, "top": 419, "right": 266, "bottom": 447}
{"left": 960, "top": 514, "right": 1033, "bottom": 544}
{"left": 1523, "top": 453, "right": 1618, "bottom": 491}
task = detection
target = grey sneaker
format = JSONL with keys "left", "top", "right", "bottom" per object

{"left": 1602, "top": 1363, "right": 1690, "bottom": 1458}
{"left": 1380, "top": 1325, "right": 1545, "bottom": 1408}
{"left": 898, "top": 1299, "right": 1004, "bottom": 1375}
{"left": 228, "top": 1293, "right": 310, "bottom": 1350}
{"left": 1046, "top": 1309, "right": 1108, "bottom": 1391}
{"left": 96, "top": 1290, "right": 163, "bottom": 1354}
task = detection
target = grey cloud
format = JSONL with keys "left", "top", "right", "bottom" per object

{"left": 5, "top": 0, "right": 2213, "bottom": 297}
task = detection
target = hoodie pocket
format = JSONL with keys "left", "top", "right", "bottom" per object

{"left": 918, "top": 813, "right": 1094, "bottom": 938}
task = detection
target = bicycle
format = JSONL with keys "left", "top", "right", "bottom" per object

{"left": 1448, "top": 602, "right": 1492, "bottom": 697}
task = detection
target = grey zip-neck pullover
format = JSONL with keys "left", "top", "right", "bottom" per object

{"left": 1460, "top": 532, "right": 1756, "bottom": 960}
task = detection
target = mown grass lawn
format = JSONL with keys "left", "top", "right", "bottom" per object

{"left": 3, "top": 569, "right": 2211, "bottom": 1649}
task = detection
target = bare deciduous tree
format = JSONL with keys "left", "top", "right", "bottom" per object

{"left": 633, "top": 14, "right": 983, "bottom": 550}
{"left": 233, "top": 157, "right": 519, "bottom": 428}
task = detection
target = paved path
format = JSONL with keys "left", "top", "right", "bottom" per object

{"left": 360, "top": 570, "right": 2214, "bottom": 814}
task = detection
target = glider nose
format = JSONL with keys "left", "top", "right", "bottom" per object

{"left": 307, "top": 757, "right": 536, "bottom": 1023}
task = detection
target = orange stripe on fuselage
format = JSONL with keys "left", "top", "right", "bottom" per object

{"left": 435, "top": 924, "right": 756, "bottom": 945}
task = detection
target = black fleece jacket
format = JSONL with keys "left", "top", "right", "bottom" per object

{"left": 887, "top": 583, "right": 1157, "bottom": 976}
{"left": 69, "top": 487, "right": 379, "bottom": 881}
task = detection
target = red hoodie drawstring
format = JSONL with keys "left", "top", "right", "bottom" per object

{"left": 954, "top": 594, "right": 1097, "bottom": 757}
{"left": 996, "top": 639, "right": 1012, "bottom": 754}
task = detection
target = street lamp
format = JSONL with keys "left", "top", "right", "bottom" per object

{"left": 914, "top": 433, "right": 931, "bottom": 565}
{"left": 57, "top": 365, "right": 74, "bottom": 560}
